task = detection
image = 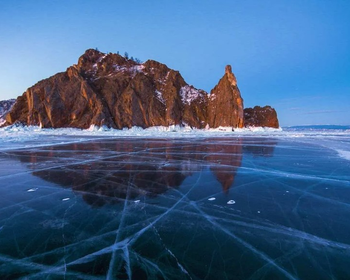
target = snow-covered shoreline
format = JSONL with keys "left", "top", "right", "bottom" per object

{"left": 0, "top": 124, "right": 284, "bottom": 138}
{"left": 2, "top": 123, "right": 350, "bottom": 140}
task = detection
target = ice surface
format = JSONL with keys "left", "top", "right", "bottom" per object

{"left": 0, "top": 128, "right": 349, "bottom": 278}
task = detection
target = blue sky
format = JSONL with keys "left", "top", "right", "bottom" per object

{"left": 0, "top": 0, "right": 349, "bottom": 126}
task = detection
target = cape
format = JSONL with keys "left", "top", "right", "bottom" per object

{"left": 4, "top": 49, "right": 279, "bottom": 129}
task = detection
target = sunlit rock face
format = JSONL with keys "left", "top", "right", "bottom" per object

{"left": 208, "top": 65, "right": 244, "bottom": 128}
{"left": 5, "top": 50, "right": 279, "bottom": 129}
{"left": 244, "top": 106, "right": 279, "bottom": 128}
{"left": 5, "top": 49, "right": 209, "bottom": 129}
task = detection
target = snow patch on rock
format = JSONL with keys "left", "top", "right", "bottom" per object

{"left": 113, "top": 64, "right": 145, "bottom": 77}
{"left": 180, "top": 85, "right": 204, "bottom": 105}
{"left": 155, "top": 90, "right": 165, "bottom": 104}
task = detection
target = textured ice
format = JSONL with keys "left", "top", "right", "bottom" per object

{"left": 0, "top": 128, "right": 349, "bottom": 279}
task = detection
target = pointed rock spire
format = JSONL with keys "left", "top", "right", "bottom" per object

{"left": 225, "top": 65, "right": 237, "bottom": 86}
{"left": 208, "top": 65, "right": 244, "bottom": 128}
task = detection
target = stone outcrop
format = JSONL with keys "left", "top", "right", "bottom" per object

{"left": 6, "top": 49, "right": 209, "bottom": 129}
{"left": 4, "top": 49, "right": 279, "bottom": 129}
{"left": 0, "top": 99, "right": 16, "bottom": 126}
{"left": 244, "top": 106, "right": 279, "bottom": 128}
{"left": 208, "top": 65, "right": 244, "bottom": 128}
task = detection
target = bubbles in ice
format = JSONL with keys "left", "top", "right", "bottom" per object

{"left": 62, "top": 198, "right": 70, "bottom": 201}
{"left": 208, "top": 197, "right": 216, "bottom": 201}
{"left": 227, "top": 200, "right": 235, "bottom": 205}
{"left": 27, "top": 188, "right": 38, "bottom": 192}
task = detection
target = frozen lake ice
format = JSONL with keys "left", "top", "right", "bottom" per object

{"left": 0, "top": 127, "right": 349, "bottom": 279}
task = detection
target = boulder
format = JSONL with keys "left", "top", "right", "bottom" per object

{"left": 244, "top": 106, "right": 279, "bottom": 128}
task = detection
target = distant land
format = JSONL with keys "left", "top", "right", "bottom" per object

{"left": 2, "top": 49, "right": 279, "bottom": 129}
{"left": 287, "top": 125, "right": 350, "bottom": 130}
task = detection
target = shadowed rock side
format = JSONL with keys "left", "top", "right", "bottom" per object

{"left": 7, "top": 68, "right": 113, "bottom": 128}
{"left": 244, "top": 106, "right": 279, "bottom": 128}
{"left": 5, "top": 49, "right": 278, "bottom": 129}
{"left": 208, "top": 65, "right": 244, "bottom": 128}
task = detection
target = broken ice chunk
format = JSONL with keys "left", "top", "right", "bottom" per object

{"left": 208, "top": 197, "right": 216, "bottom": 201}
{"left": 227, "top": 200, "right": 235, "bottom": 205}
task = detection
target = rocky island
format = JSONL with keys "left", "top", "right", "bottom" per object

{"left": 3, "top": 49, "right": 279, "bottom": 129}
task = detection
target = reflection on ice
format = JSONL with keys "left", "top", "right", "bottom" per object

{"left": 0, "top": 137, "right": 349, "bottom": 279}
{"left": 7, "top": 139, "right": 253, "bottom": 206}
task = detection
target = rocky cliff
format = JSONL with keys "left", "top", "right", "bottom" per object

{"left": 5, "top": 49, "right": 279, "bottom": 129}
{"left": 208, "top": 65, "right": 244, "bottom": 128}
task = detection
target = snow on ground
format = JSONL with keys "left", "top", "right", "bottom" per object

{"left": 2, "top": 124, "right": 350, "bottom": 140}
{"left": 0, "top": 124, "right": 283, "bottom": 141}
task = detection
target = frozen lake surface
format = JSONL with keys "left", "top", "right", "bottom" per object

{"left": 0, "top": 126, "right": 349, "bottom": 279}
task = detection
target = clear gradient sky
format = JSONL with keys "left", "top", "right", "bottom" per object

{"left": 0, "top": 0, "right": 349, "bottom": 126}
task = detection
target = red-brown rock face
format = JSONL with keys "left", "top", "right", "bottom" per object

{"left": 5, "top": 49, "right": 209, "bottom": 129}
{"left": 244, "top": 106, "right": 279, "bottom": 128}
{"left": 208, "top": 65, "right": 244, "bottom": 128}
{"left": 5, "top": 49, "right": 279, "bottom": 129}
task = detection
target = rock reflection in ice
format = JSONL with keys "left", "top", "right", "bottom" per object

{"left": 0, "top": 137, "right": 349, "bottom": 279}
